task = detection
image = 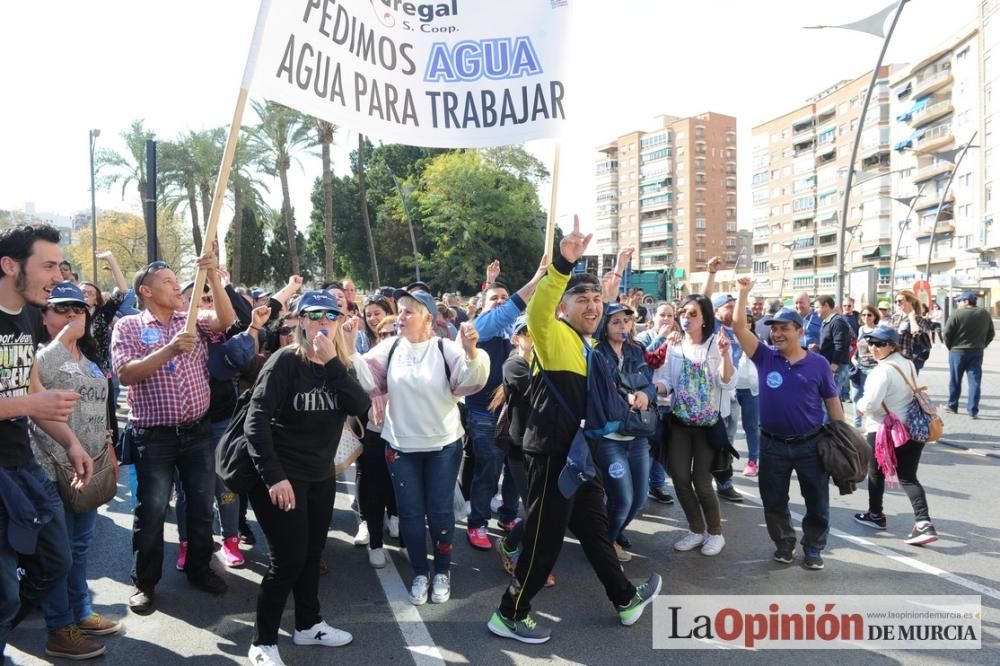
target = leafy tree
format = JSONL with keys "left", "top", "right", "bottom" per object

{"left": 305, "top": 118, "right": 338, "bottom": 279}
{"left": 224, "top": 206, "right": 267, "bottom": 287}
{"left": 63, "top": 209, "right": 195, "bottom": 290}
{"left": 306, "top": 174, "right": 376, "bottom": 287}
{"left": 227, "top": 131, "right": 270, "bottom": 285}
{"left": 263, "top": 208, "right": 314, "bottom": 287}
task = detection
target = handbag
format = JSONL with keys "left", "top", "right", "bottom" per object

{"left": 621, "top": 408, "right": 658, "bottom": 438}
{"left": 333, "top": 418, "right": 365, "bottom": 474}
{"left": 39, "top": 440, "right": 118, "bottom": 513}
{"left": 888, "top": 364, "right": 943, "bottom": 443}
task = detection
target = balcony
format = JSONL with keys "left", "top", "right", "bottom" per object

{"left": 910, "top": 100, "right": 954, "bottom": 128}
{"left": 913, "top": 124, "right": 954, "bottom": 154}
{"left": 914, "top": 223, "right": 956, "bottom": 239}
{"left": 912, "top": 69, "right": 953, "bottom": 98}
{"left": 913, "top": 161, "right": 952, "bottom": 184}
{"left": 927, "top": 253, "right": 956, "bottom": 266}
{"left": 596, "top": 205, "right": 619, "bottom": 219}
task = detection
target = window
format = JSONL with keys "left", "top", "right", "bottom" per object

{"left": 793, "top": 196, "right": 816, "bottom": 212}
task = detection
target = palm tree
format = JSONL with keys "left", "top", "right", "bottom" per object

{"left": 158, "top": 134, "right": 206, "bottom": 253}
{"left": 247, "top": 100, "right": 311, "bottom": 275}
{"left": 307, "top": 118, "right": 338, "bottom": 279}
{"left": 189, "top": 128, "right": 225, "bottom": 242}
{"left": 95, "top": 119, "right": 155, "bottom": 205}
{"left": 228, "top": 131, "right": 270, "bottom": 285}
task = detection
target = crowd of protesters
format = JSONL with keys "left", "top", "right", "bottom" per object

{"left": 0, "top": 222, "right": 990, "bottom": 663}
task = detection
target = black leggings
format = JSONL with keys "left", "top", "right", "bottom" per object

{"left": 502, "top": 454, "right": 529, "bottom": 549}
{"left": 360, "top": 430, "right": 397, "bottom": 550}
{"left": 865, "top": 433, "right": 930, "bottom": 523}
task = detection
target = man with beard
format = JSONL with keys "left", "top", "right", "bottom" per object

{"left": 732, "top": 278, "right": 843, "bottom": 571}
{"left": 0, "top": 225, "right": 95, "bottom": 658}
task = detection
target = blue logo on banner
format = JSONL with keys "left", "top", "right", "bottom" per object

{"left": 140, "top": 328, "right": 163, "bottom": 346}
{"left": 766, "top": 371, "right": 783, "bottom": 389}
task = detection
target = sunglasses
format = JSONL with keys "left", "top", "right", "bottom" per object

{"left": 378, "top": 331, "right": 394, "bottom": 339}
{"left": 564, "top": 284, "right": 600, "bottom": 296}
{"left": 51, "top": 303, "right": 87, "bottom": 315}
{"left": 682, "top": 310, "right": 701, "bottom": 318}
{"left": 278, "top": 326, "right": 293, "bottom": 336}
{"left": 861, "top": 312, "right": 875, "bottom": 317}
{"left": 868, "top": 339, "right": 892, "bottom": 348}
{"left": 304, "top": 310, "right": 339, "bottom": 321}
{"left": 364, "top": 294, "right": 389, "bottom": 306}
{"left": 136, "top": 260, "right": 170, "bottom": 287}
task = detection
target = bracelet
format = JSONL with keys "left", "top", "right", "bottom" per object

{"left": 250, "top": 325, "right": 262, "bottom": 332}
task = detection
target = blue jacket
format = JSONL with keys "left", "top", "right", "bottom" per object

{"left": 466, "top": 294, "right": 526, "bottom": 417}
{"left": 0, "top": 464, "right": 55, "bottom": 555}
{"left": 803, "top": 310, "right": 822, "bottom": 348}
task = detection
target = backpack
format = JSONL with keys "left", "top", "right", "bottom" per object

{"left": 386, "top": 336, "right": 452, "bottom": 384}
{"left": 215, "top": 388, "right": 259, "bottom": 493}
{"left": 888, "top": 363, "right": 943, "bottom": 443}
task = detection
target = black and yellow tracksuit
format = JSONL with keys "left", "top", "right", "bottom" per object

{"left": 498, "top": 255, "right": 635, "bottom": 621}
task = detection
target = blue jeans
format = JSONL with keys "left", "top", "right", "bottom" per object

{"left": 948, "top": 349, "right": 984, "bottom": 416}
{"left": 41, "top": 507, "right": 97, "bottom": 631}
{"left": 852, "top": 369, "right": 870, "bottom": 427}
{"left": 594, "top": 437, "right": 650, "bottom": 542}
{"left": 758, "top": 433, "right": 830, "bottom": 551}
{"left": 649, "top": 407, "right": 670, "bottom": 491}
{"left": 0, "top": 464, "right": 72, "bottom": 650}
{"left": 176, "top": 419, "right": 239, "bottom": 540}
{"left": 467, "top": 411, "right": 506, "bottom": 530}
{"left": 725, "top": 389, "right": 760, "bottom": 463}
{"left": 386, "top": 441, "right": 462, "bottom": 577}
{"left": 833, "top": 364, "right": 851, "bottom": 402}
{"left": 132, "top": 419, "right": 216, "bottom": 589}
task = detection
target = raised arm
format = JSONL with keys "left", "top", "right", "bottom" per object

{"left": 702, "top": 256, "right": 722, "bottom": 298}
{"left": 733, "top": 277, "right": 760, "bottom": 359}
{"left": 96, "top": 250, "right": 128, "bottom": 292}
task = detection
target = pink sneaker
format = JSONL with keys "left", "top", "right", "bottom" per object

{"left": 743, "top": 461, "right": 759, "bottom": 477}
{"left": 499, "top": 518, "right": 520, "bottom": 533}
{"left": 222, "top": 536, "right": 245, "bottom": 567}
{"left": 467, "top": 526, "right": 492, "bottom": 550}
{"left": 176, "top": 541, "right": 188, "bottom": 571}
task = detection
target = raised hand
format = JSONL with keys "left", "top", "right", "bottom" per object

{"left": 717, "top": 334, "right": 731, "bottom": 356}
{"left": 531, "top": 255, "right": 550, "bottom": 283}
{"left": 736, "top": 277, "right": 754, "bottom": 294}
{"left": 287, "top": 275, "right": 304, "bottom": 291}
{"left": 251, "top": 305, "right": 270, "bottom": 329}
{"left": 486, "top": 259, "right": 501, "bottom": 285}
{"left": 459, "top": 322, "right": 479, "bottom": 357}
{"left": 95, "top": 250, "right": 115, "bottom": 262}
{"left": 706, "top": 256, "right": 722, "bottom": 273}
{"left": 615, "top": 247, "right": 635, "bottom": 273}
{"left": 559, "top": 214, "right": 593, "bottom": 264}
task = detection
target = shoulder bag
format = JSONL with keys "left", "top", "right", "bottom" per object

{"left": 37, "top": 436, "right": 118, "bottom": 514}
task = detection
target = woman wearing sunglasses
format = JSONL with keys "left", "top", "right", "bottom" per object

{"left": 889, "top": 290, "right": 932, "bottom": 373}
{"left": 31, "top": 282, "right": 121, "bottom": 659}
{"left": 346, "top": 290, "right": 488, "bottom": 606}
{"left": 243, "top": 291, "right": 371, "bottom": 665}
{"left": 849, "top": 305, "right": 881, "bottom": 427}
{"left": 853, "top": 326, "right": 938, "bottom": 546}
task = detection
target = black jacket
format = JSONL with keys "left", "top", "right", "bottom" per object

{"left": 817, "top": 421, "right": 871, "bottom": 495}
{"left": 819, "top": 313, "right": 854, "bottom": 365}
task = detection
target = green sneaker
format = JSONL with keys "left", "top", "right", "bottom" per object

{"left": 616, "top": 573, "right": 662, "bottom": 626}
{"left": 487, "top": 612, "right": 552, "bottom": 644}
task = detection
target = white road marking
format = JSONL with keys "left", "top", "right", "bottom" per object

{"left": 374, "top": 553, "right": 447, "bottom": 666}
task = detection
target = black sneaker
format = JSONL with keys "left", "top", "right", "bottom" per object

{"left": 648, "top": 488, "right": 675, "bottom": 505}
{"left": 944, "top": 406, "right": 958, "bottom": 414}
{"left": 853, "top": 511, "right": 887, "bottom": 530}
{"left": 716, "top": 486, "right": 744, "bottom": 503}
{"left": 128, "top": 587, "right": 155, "bottom": 615}
{"left": 773, "top": 543, "right": 794, "bottom": 564}
{"left": 904, "top": 523, "right": 939, "bottom": 546}
{"left": 803, "top": 548, "right": 824, "bottom": 570}
{"left": 188, "top": 570, "right": 228, "bottom": 596}
{"left": 239, "top": 522, "right": 257, "bottom": 546}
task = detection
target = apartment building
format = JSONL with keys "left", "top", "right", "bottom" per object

{"left": 889, "top": 24, "right": 987, "bottom": 300}
{"left": 593, "top": 112, "right": 737, "bottom": 289}
{"left": 750, "top": 68, "right": 894, "bottom": 300}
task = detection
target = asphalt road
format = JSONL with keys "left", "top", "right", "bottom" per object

{"left": 5, "top": 340, "right": 998, "bottom": 665}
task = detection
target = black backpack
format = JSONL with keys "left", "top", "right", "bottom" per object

{"left": 215, "top": 388, "right": 259, "bottom": 493}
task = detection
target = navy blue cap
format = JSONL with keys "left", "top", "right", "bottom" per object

{"left": 955, "top": 291, "right": 976, "bottom": 303}
{"left": 558, "top": 431, "right": 596, "bottom": 499}
{"left": 48, "top": 281, "right": 87, "bottom": 305}
{"left": 404, "top": 280, "right": 432, "bottom": 293}
{"left": 378, "top": 286, "right": 396, "bottom": 298}
{"left": 763, "top": 307, "right": 804, "bottom": 327}
{"left": 250, "top": 288, "right": 270, "bottom": 300}
{"left": 863, "top": 325, "right": 900, "bottom": 346}
{"left": 394, "top": 289, "right": 437, "bottom": 316}
{"left": 604, "top": 302, "right": 634, "bottom": 319}
{"left": 296, "top": 290, "right": 342, "bottom": 315}
{"left": 711, "top": 293, "right": 735, "bottom": 310}
{"left": 512, "top": 314, "right": 528, "bottom": 335}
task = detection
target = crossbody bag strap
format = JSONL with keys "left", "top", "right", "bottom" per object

{"left": 887, "top": 362, "right": 916, "bottom": 392}
{"left": 533, "top": 342, "right": 590, "bottom": 424}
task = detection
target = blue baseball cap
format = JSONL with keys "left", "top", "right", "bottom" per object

{"left": 512, "top": 314, "right": 528, "bottom": 335}
{"left": 557, "top": 431, "right": 596, "bottom": 499}
{"left": 763, "top": 307, "right": 804, "bottom": 328}
{"left": 48, "top": 281, "right": 87, "bottom": 305}
{"left": 711, "top": 293, "right": 735, "bottom": 310}
{"left": 393, "top": 289, "right": 437, "bottom": 316}
{"left": 296, "top": 290, "right": 342, "bottom": 315}
{"left": 864, "top": 325, "right": 900, "bottom": 346}
{"left": 955, "top": 291, "right": 976, "bottom": 304}
{"left": 250, "top": 288, "right": 271, "bottom": 300}
{"left": 604, "top": 302, "right": 634, "bottom": 319}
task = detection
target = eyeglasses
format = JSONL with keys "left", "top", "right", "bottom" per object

{"left": 304, "top": 310, "right": 339, "bottom": 321}
{"left": 136, "top": 260, "right": 170, "bottom": 288}
{"left": 868, "top": 339, "right": 892, "bottom": 348}
{"left": 278, "top": 326, "right": 293, "bottom": 336}
{"left": 52, "top": 303, "right": 87, "bottom": 315}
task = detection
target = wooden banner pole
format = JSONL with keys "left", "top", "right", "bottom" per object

{"left": 544, "top": 142, "right": 561, "bottom": 257}
{"left": 184, "top": 0, "right": 271, "bottom": 333}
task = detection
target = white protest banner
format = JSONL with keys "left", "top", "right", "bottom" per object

{"left": 251, "top": 0, "right": 571, "bottom": 148}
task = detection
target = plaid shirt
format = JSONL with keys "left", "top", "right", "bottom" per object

{"left": 888, "top": 312, "right": 931, "bottom": 360}
{"left": 111, "top": 309, "right": 214, "bottom": 427}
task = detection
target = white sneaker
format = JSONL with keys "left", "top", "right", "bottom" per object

{"left": 248, "top": 644, "right": 286, "bottom": 666}
{"left": 353, "top": 521, "right": 370, "bottom": 546}
{"left": 490, "top": 494, "right": 503, "bottom": 514}
{"left": 385, "top": 515, "right": 400, "bottom": 539}
{"left": 368, "top": 547, "right": 387, "bottom": 569}
{"left": 700, "top": 534, "right": 726, "bottom": 556}
{"left": 410, "top": 575, "right": 429, "bottom": 605}
{"left": 674, "top": 531, "right": 706, "bottom": 552}
{"left": 430, "top": 572, "right": 451, "bottom": 603}
{"left": 292, "top": 620, "right": 353, "bottom": 647}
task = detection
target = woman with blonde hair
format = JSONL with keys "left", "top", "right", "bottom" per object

{"left": 243, "top": 291, "right": 371, "bottom": 666}
{"left": 347, "top": 290, "right": 488, "bottom": 606}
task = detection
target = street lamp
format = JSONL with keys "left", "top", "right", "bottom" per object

{"left": 89, "top": 129, "right": 100, "bottom": 283}
{"left": 924, "top": 133, "right": 978, "bottom": 281}
{"left": 773, "top": 241, "right": 795, "bottom": 298}
{"left": 390, "top": 174, "right": 421, "bottom": 281}
{"left": 807, "top": 0, "right": 910, "bottom": 307}
{"left": 888, "top": 183, "right": 928, "bottom": 301}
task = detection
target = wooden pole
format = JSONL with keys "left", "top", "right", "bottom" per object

{"left": 183, "top": 0, "right": 271, "bottom": 333}
{"left": 544, "top": 142, "right": 561, "bottom": 257}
